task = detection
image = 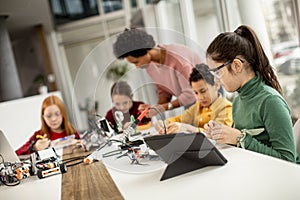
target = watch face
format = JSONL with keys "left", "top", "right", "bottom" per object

{"left": 168, "top": 103, "right": 173, "bottom": 110}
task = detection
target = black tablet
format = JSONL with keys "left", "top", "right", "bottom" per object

{"left": 144, "top": 132, "right": 227, "bottom": 181}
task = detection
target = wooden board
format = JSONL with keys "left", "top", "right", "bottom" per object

{"left": 61, "top": 147, "right": 124, "bottom": 200}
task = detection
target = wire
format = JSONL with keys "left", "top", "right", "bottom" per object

{"left": 81, "top": 138, "right": 123, "bottom": 159}
{"left": 0, "top": 176, "right": 20, "bottom": 186}
{"left": 62, "top": 155, "right": 88, "bottom": 163}
{"left": 62, "top": 145, "right": 88, "bottom": 156}
{"left": 95, "top": 113, "right": 102, "bottom": 118}
{"left": 102, "top": 149, "right": 124, "bottom": 158}
{"left": 109, "top": 139, "right": 126, "bottom": 145}
{"left": 66, "top": 160, "right": 83, "bottom": 167}
{"left": 149, "top": 107, "right": 167, "bottom": 134}
{"left": 62, "top": 155, "right": 89, "bottom": 167}
{"left": 0, "top": 154, "right": 4, "bottom": 163}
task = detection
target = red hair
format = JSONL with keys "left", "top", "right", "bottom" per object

{"left": 40, "top": 95, "right": 76, "bottom": 138}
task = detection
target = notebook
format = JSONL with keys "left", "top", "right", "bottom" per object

{"left": 144, "top": 132, "right": 227, "bottom": 181}
{"left": 0, "top": 130, "right": 20, "bottom": 162}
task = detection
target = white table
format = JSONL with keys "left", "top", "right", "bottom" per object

{"left": 105, "top": 144, "right": 300, "bottom": 200}
{"left": 1, "top": 149, "right": 63, "bottom": 200}
{"left": 1, "top": 174, "right": 61, "bottom": 200}
{"left": 2, "top": 141, "right": 300, "bottom": 200}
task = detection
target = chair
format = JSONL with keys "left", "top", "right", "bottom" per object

{"left": 293, "top": 118, "right": 300, "bottom": 157}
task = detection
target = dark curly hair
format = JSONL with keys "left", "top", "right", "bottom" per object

{"left": 189, "top": 63, "right": 214, "bottom": 86}
{"left": 113, "top": 28, "right": 156, "bottom": 59}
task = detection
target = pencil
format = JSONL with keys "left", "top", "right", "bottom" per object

{"left": 36, "top": 135, "right": 45, "bottom": 139}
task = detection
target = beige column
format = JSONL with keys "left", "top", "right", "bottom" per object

{"left": 0, "top": 16, "right": 23, "bottom": 101}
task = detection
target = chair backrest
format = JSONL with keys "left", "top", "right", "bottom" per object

{"left": 293, "top": 118, "right": 300, "bottom": 156}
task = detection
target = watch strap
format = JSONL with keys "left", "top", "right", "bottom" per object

{"left": 237, "top": 129, "right": 247, "bottom": 148}
{"left": 167, "top": 102, "right": 173, "bottom": 110}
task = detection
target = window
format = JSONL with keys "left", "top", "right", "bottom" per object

{"left": 102, "top": 0, "right": 123, "bottom": 13}
{"left": 261, "top": 0, "right": 300, "bottom": 122}
{"left": 50, "top": 0, "right": 99, "bottom": 25}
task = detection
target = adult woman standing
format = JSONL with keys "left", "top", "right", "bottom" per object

{"left": 113, "top": 28, "right": 202, "bottom": 116}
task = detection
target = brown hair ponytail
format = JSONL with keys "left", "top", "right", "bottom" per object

{"left": 235, "top": 25, "right": 282, "bottom": 95}
{"left": 207, "top": 25, "right": 282, "bottom": 95}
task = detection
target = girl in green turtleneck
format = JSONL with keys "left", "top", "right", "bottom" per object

{"left": 204, "top": 25, "right": 297, "bottom": 163}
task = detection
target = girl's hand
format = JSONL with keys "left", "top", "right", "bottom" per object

{"left": 34, "top": 134, "right": 50, "bottom": 151}
{"left": 207, "top": 120, "right": 242, "bottom": 145}
{"left": 73, "top": 139, "right": 87, "bottom": 151}
{"left": 139, "top": 104, "right": 165, "bottom": 118}
{"left": 138, "top": 104, "right": 151, "bottom": 117}
{"left": 123, "top": 122, "right": 132, "bottom": 130}
{"left": 204, "top": 120, "right": 223, "bottom": 139}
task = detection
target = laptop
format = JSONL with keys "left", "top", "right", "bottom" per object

{"left": 144, "top": 132, "right": 227, "bottom": 181}
{"left": 0, "top": 130, "right": 20, "bottom": 162}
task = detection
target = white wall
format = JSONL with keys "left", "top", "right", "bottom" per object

{"left": 0, "top": 91, "right": 62, "bottom": 150}
{"left": 47, "top": 0, "right": 224, "bottom": 130}
{"left": 194, "top": 12, "right": 220, "bottom": 56}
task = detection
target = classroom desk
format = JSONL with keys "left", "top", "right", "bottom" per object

{"left": 104, "top": 144, "right": 300, "bottom": 200}
{"left": 61, "top": 147, "right": 123, "bottom": 200}
{"left": 1, "top": 171, "right": 61, "bottom": 200}
{"left": 1, "top": 147, "right": 123, "bottom": 200}
{"left": 2, "top": 143, "right": 300, "bottom": 200}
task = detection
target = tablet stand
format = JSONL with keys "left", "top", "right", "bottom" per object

{"left": 144, "top": 132, "right": 227, "bottom": 181}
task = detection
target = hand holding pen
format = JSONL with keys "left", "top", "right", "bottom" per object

{"left": 203, "top": 120, "right": 222, "bottom": 140}
{"left": 204, "top": 120, "right": 242, "bottom": 145}
{"left": 34, "top": 134, "right": 50, "bottom": 151}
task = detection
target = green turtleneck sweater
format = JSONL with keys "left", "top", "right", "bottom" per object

{"left": 233, "top": 72, "right": 297, "bottom": 162}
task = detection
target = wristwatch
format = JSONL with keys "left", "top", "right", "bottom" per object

{"left": 236, "top": 130, "right": 247, "bottom": 148}
{"left": 167, "top": 102, "right": 173, "bottom": 110}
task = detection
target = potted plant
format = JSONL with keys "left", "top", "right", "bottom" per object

{"left": 33, "top": 74, "right": 48, "bottom": 94}
{"left": 106, "top": 60, "right": 130, "bottom": 81}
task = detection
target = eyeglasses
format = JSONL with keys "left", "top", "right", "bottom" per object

{"left": 43, "top": 112, "right": 62, "bottom": 119}
{"left": 114, "top": 100, "right": 130, "bottom": 108}
{"left": 209, "top": 61, "right": 231, "bottom": 79}
{"left": 209, "top": 58, "right": 245, "bottom": 79}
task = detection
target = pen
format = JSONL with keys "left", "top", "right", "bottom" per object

{"left": 36, "top": 135, "right": 45, "bottom": 139}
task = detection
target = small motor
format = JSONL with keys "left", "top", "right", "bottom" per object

{"left": 31, "top": 148, "right": 67, "bottom": 179}
{"left": 0, "top": 161, "right": 32, "bottom": 186}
